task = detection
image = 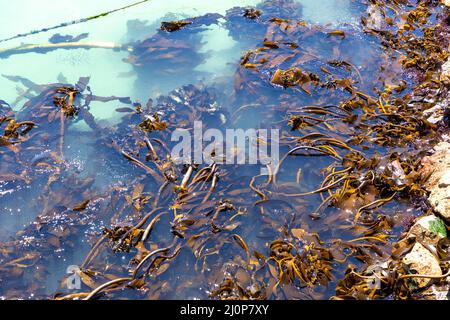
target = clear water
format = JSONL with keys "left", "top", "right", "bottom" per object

{"left": 0, "top": 0, "right": 414, "bottom": 300}
{"left": 0, "top": 0, "right": 355, "bottom": 119}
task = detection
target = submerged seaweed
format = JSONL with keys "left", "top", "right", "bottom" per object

{"left": 0, "top": 0, "right": 449, "bottom": 300}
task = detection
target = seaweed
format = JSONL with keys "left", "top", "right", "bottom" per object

{"left": 0, "top": 0, "right": 449, "bottom": 301}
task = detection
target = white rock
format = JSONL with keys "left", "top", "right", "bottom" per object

{"left": 422, "top": 284, "right": 449, "bottom": 300}
{"left": 365, "top": 4, "right": 384, "bottom": 30}
{"left": 439, "top": 171, "right": 450, "bottom": 188}
{"left": 408, "top": 215, "right": 447, "bottom": 246}
{"left": 422, "top": 142, "right": 450, "bottom": 220}
{"left": 402, "top": 242, "right": 442, "bottom": 288}
{"left": 441, "top": 59, "right": 450, "bottom": 83}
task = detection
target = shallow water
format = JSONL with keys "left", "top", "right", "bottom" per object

{"left": 0, "top": 0, "right": 429, "bottom": 300}
{"left": 0, "top": 0, "right": 356, "bottom": 118}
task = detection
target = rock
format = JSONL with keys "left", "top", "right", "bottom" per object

{"left": 441, "top": 59, "right": 450, "bottom": 83}
{"left": 408, "top": 215, "right": 447, "bottom": 246}
{"left": 388, "top": 159, "right": 406, "bottom": 186}
{"left": 424, "top": 104, "right": 445, "bottom": 124}
{"left": 439, "top": 171, "right": 450, "bottom": 188}
{"left": 365, "top": 4, "right": 385, "bottom": 30}
{"left": 402, "top": 242, "right": 442, "bottom": 288}
{"left": 428, "top": 186, "right": 450, "bottom": 222}
{"left": 422, "top": 283, "right": 449, "bottom": 300}
{"left": 421, "top": 142, "right": 450, "bottom": 221}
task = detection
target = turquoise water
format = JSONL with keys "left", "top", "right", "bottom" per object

{"left": 0, "top": 0, "right": 355, "bottom": 123}
{"left": 0, "top": 0, "right": 402, "bottom": 300}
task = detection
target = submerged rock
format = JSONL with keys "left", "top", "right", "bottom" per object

{"left": 422, "top": 142, "right": 450, "bottom": 221}
{"left": 402, "top": 242, "right": 442, "bottom": 288}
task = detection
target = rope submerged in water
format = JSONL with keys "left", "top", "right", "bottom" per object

{"left": 0, "top": 41, "right": 128, "bottom": 59}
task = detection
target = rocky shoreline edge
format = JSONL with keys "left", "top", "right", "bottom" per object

{"left": 370, "top": 1, "right": 450, "bottom": 299}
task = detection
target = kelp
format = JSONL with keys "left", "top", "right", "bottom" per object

{"left": 0, "top": 0, "right": 450, "bottom": 300}
{"left": 0, "top": 0, "right": 154, "bottom": 44}
{"left": 125, "top": 13, "right": 222, "bottom": 79}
